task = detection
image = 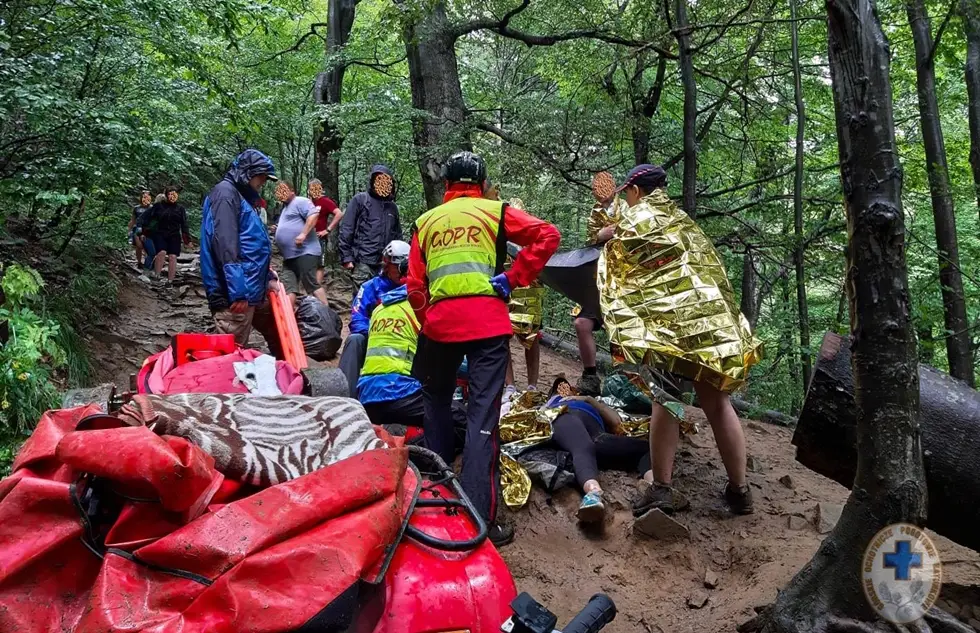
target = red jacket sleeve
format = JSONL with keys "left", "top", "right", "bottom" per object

{"left": 406, "top": 233, "right": 430, "bottom": 324}
{"left": 502, "top": 205, "right": 561, "bottom": 288}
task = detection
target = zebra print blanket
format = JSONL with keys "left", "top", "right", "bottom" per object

{"left": 118, "top": 394, "right": 386, "bottom": 487}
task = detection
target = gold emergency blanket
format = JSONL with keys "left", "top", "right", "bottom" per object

{"left": 598, "top": 190, "right": 763, "bottom": 393}
{"left": 586, "top": 198, "right": 628, "bottom": 244}
{"left": 509, "top": 282, "right": 545, "bottom": 349}
{"left": 499, "top": 390, "right": 562, "bottom": 509}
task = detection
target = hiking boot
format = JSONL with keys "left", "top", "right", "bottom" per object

{"left": 488, "top": 522, "right": 515, "bottom": 548}
{"left": 576, "top": 372, "right": 602, "bottom": 396}
{"left": 576, "top": 491, "right": 606, "bottom": 524}
{"left": 632, "top": 482, "right": 675, "bottom": 517}
{"left": 724, "top": 482, "right": 755, "bottom": 515}
{"left": 138, "top": 274, "right": 151, "bottom": 284}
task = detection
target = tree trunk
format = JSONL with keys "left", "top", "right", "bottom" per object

{"left": 673, "top": 0, "right": 697, "bottom": 218}
{"left": 793, "top": 332, "right": 980, "bottom": 554}
{"left": 762, "top": 0, "right": 925, "bottom": 629}
{"left": 964, "top": 0, "right": 980, "bottom": 221}
{"left": 907, "top": 0, "right": 974, "bottom": 387}
{"left": 401, "top": 1, "right": 470, "bottom": 209}
{"left": 632, "top": 56, "right": 667, "bottom": 165}
{"left": 314, "top": 0, "right": 359, "bottom": 202}
{"left": 790, "top": 0, "right": 811, "bottom": 391}
{"left": 780, "top": 272, "right": 800, "bottom": 414}
{"left": 740, "top": 247, "right": 758, "bottom": 330}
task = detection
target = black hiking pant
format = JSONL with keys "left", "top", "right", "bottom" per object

{"left": 363, "top": 390, "right": 425, "bottom": 428}
{"left": 418, "top": 334, "right": 509, "bottom": 524}
{"left": 552, "top": 409, "right": 650, "bottom": 489}
{"left": 338, "top": 333, "right": 367, "bottom": 398}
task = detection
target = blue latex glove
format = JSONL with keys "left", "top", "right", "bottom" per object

{"left": 490, "top": 273, "right": 511, "bottom": 299}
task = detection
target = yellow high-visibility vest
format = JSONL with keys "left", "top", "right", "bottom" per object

{"left": 362, "top": 298, "right": 420, "bottom": 377}
{"left": 415, "top": 197, "right": 505, "bottom": 302}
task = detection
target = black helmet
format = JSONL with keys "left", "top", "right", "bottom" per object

{"left": 443, "top": 151, "right": 487, "bottom": 185}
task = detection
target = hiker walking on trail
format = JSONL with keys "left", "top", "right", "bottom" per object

{"left": 357, "top": 283, "right": 424, "bottom": 428}
{"left": 598, "top": 165, "right": 760, "bottom": 518}
{"left": 573, "top": 171, "right": 628, "bottom": 396}
{"left": 129, "top": 190, "right": 156, "bottom": 274}
{"left": 338, "top": 240, "right": 410, "bottom": 397}
{"left": 143, "top": 186, "right": 190, "bottom": 286}
{"left": 308, "top": 179, "right": 343, "bottom": 283}
{"left": 338, "top": 165, "right": 402, "bottom": 296}
{"left": 200, "top": 149, "right": 283, "bottom": 358}
{"left": 407, "top": 151, "right": 560, "bottom": 547}
{"left": 272, "top": 181, "right": 329, "bottom": 308}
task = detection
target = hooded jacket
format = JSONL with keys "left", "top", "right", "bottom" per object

{"left": 338, "top": 165, "right": 403, "bottom": 266}
{"left": 200, "top": 150, "right": 276, "bottom": 312}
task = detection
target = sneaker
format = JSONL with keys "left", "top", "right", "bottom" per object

{"left": 724, "top": 482, "right": 754, "bottom": 515}
{"left": 138, "top": 274, "right": 151, "bottom": 283}
{"left": 632, "top": 482, "right": 675, "bottom": 517}
{"left": 488, "top": 522, "right": 515, "bottom": 547}
{"left": 576, "top": 373, "right": 602, "bottom": 396}
{"left": 576, "top": 491, "right": 606, "bottom": 523}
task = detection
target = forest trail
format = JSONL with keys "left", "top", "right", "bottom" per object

{"left": 89, "top": 248, "right": 980, "bottom": 633}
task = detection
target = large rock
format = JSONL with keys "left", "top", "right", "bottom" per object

{"left": 815, "top": 502, "right": 842, "bottom": 534}
{"left": 634, "top": 509, "right": 690, "bottom": 541}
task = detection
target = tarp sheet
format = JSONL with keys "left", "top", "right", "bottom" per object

{"left": 0, "top": 405, "right": 411, "bottom": 633}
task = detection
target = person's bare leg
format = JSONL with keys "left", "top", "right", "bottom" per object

{"left": 505, "top": 347, "right": 515, "bottom": 388}
{"left": 642, "top": 402, "right": 681, "bottom": 485}
{"left": 317, "top": 267, "right": 325, "bottom": 286}
{"left": 525, "top": 338, "right": 540, "bottom": 389}
{"left": 134, "top": 240, "right": 143, "bottom": 267}
{"left": 288, "top": 293, "right": 298, "bottom": 310}
{"left": 168, "top": 254, "right": 177, "bottom": 282}
{"left": 574, "top": 317, "right": 597, "bottom": 370}
{"left": 313, "top": 287, "right": 330, "bottom": 306}
{"left": 583, "top": 479, "right": 602, "bottom": 494}
{"left": 694, "top": 381, "right": 747, "bottom": 487}
{"left": 154, "top": 250, "right": 167, "bottom": 275}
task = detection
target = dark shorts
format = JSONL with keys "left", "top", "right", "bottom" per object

{"left": 282, "top": 254, "right": 321, "bottom": 295}
{"left": 574, "top": 307, "right": 604, "bottom": 331}
{"left": 152, "top": 234, "right": 181, "bottom": 256}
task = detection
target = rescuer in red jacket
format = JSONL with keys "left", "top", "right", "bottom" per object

{"left": 407, "top": 152, "right": 560, "bottom": 547}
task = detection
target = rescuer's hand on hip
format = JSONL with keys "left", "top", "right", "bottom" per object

{"left": 490, "top": 273, "right": 512, "bottom": 300}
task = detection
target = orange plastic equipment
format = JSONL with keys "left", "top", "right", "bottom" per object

{"left": 269, "top": 283, "right": 308, "bottom": 370}
{"left": 173, "top": 333, "right": 236, "bottom": 366}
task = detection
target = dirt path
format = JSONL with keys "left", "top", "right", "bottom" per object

{"left": 89, "top": 250, "right": 980, "bottom": 633}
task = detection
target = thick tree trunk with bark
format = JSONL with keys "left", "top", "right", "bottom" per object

{"left": 673, "top": 0, "right": 697, "bottom": 218}
{"left": 793, "top": 332, "right": 980, "bottom": 554}
{"left": 906, "top": 0, "right": 974, "bottom": 387}
{"left": 790, "top": 0, "right": 811, "bottom": 391}
{"left": 314, "top": 0, "right": 358, "bottom": 202}
{"left": 761, "top": 0, "right": 926, "bottom": 630}
{"left": 401, "top": 2, "right": 470, "bottom": 209}
{"left": 964, "top": 0, "right": 980, "bottom": 220}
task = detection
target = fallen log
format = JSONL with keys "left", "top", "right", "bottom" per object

{"left": 793, "top": 332, "right": 980, "bottom": 552}
{"left": 537, "top": 332, "right": 796, "bottom": 427}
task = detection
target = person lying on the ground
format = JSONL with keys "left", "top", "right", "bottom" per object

{"left": 573, "top": 172, "right": 630, "bottom": 397}
{"left": 142, "top": 186, "right": 191, "bottom": 286}
{"left": 272, "top": 181, "right": 329, "bottom": 309}
{"left": 337, "top": 240, "right": 410, "bottom": 397}
{"left": 357, "top": 284, "right": 424, "bottom": 428}
{"left": 543, "top": 382, "right": 649, "bottom": 524}
{"left": 598, "top": 164, "right": 762, "bottom": 517}
{"left": 200, "top": 148, "right": 284, "bottom": 359}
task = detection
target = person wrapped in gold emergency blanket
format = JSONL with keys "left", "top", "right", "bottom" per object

{"left": 598, "top": 164, "right": 762, "bottom": 518}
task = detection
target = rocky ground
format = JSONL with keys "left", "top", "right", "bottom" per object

{"left": 87, "top": 247, "right": 980, "bottom": 633}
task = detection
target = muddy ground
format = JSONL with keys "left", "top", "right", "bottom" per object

{"left": 88, "top": 248, "right": 980, "bottom": 633}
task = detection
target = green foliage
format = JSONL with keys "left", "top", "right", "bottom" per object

{"left": 0, "top": 264, "right": 66, "bottom": 437}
